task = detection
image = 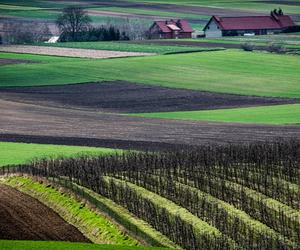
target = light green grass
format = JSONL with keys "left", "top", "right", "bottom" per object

{"left": 1, "top": 176, "right": 139, "bottom": 246}
{"left": 0, "top": 240, "right": 166, "bottom": 250}
{"left": 0, "top": 142, "right": 117, "bottom": 167}
{"left": 1, "top": 50, "right": 300, "bottom": 98}
{"left": 39, "top": 41, "right": 214, "bottom": 54}
{"left": 132, "top": 104, "right": 300, "bottom": 125}
{"left": 175, "top": 36, "right": 300, "bottom": 50}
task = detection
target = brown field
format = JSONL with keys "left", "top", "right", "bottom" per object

{"left": 0, "top": 184, "right": 89, "bottom": 242}
{"left": 0, "top": 45, "right": 154, "bottom": 59}
{"left": 0, "top": 81, "right": 299, "bottom": 113}
{"left": 0, "top": 96, "right": 299, "bottom": 151}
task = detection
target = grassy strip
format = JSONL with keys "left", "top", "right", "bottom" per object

{"left": 38, "top": 41, "right": 213, "bottom": 54}
{"left": 0, "top": 176, "right": 139, "bottom": 246}
{"left": 1, "top": 50, "right": 299, "bottom": 98}
{"left": 104, "top": 176, "right": 240, "bottom": 249}
{"left": 0, "top": 142, "right": 118, "bottom": 167}
{"left": 132, "top": 104, "right": 300, "bottom": 125}
{"left": 53, "top": 178, "right": 180, "bottom": 249}
{"left": 0, "top": 240, "right": 167, "bottom": 250}
{"left": 118, "top": 174, "right": 297, "bottom": 248}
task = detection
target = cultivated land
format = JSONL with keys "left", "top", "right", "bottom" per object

{"left": 1, "top": 142, "right": 298, "bottom": 249}
{"left": 0, "top": 45, "right": 154, "bottom": 59}
{"left": 1, "top": 81, "right": 299, "bottom": 113}
{"left": 1, "top": 99, "right": 299, "bottom": 150}
{"left": 1, "top": 1, "right": 300, "bottom": 249}
{"left": 1, "top": 50, "right": 300, "bottom": 98}
{"left": 133, "top": 104, "right": 300, "bottom": 125}
{"left": 0, "top": 184, "right": 89, "bottom": 242}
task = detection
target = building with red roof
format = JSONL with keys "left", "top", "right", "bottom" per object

{"left": 149, "top": 19, "right": 194, "bottom": 39}
{"left": 203, "top": 10, "right": 296, "bottom": 38}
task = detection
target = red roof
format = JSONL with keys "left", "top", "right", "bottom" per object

{"left": 208, "top": 14, "right": 295, "bottom": 31}
{"left": 153, "top": 19, "right": 194, "bottom": 33}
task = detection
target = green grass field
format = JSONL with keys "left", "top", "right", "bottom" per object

{"left": 0, "top": 142, "right": 117, "bottom": 167}
{"left": 126, "top": 0, "right": 300, "bottom": 14}
{"left": 132, "top": 104, "right": 300, "bottom": 125}
{"left": 0, "top": 240, "right": 167, "bottom": 250}
{"left": 39, "top": 41, "right": 215, "bottom": 54}
{"left": 1, "top": 50, "right": 300, "bottom": 98}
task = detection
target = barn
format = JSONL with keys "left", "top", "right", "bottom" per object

{"left": 203, "top": 10, "right": 296, "bottom": 38}
{"left": 149, "top": 19, "right": 194, "bottom": 39}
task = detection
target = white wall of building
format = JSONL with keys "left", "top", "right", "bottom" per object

{"left": 204, "top": 19, "right": 222, "bottom": 38}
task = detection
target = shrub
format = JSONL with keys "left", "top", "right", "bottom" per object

{"left": 267, "top": 43, "right": 286, "bottom": 54}
{"left": 241, "top": 43, "right": 254, "bottom": 51}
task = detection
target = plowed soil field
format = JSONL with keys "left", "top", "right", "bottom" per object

{"left": 0, "top": 45, "right": 154, "bottom": 59}
{"left": 1, "top": 81, "right": 298, "bottom": 113}
{"left": 0, "top": 98, "right": 299, "bottom": 151}
{"left": 0, "top": 184, "right": 89, "bottom": 242}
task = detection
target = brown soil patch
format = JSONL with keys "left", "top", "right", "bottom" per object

{"left": 0, "top": 81, "right": 298, "bottom": 113}
{"left": 0, "top": 99, "right": 299, "bottom": 150}
{"left": 0, "top": 45, "right": 154, "bottom": 59}
{"left": 0, "top": 58, "right": 38, "bottom": 66}
{"left": 0, "top": 184, "right": 89, "bottom": 242}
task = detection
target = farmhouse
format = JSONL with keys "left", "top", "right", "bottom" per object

{"left": 203, "top": 10, "right": 296, "bottom": 38}
{"left": 149, "top": 19, "right": 194, "bottom": 39}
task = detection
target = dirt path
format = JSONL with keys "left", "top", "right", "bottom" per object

{"left": 0, "top": 45, "right": 155, "bottom": 59}
{"left": 0, "top": 184, "right": 89, "bottom": 241}
{"left": 0, "top": 99, "right": 299, "bottom": 150}
{"left": 0, "top": 81, "right": 298, "bottom": 113}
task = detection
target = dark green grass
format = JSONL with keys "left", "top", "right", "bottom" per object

{"left": 132, "top": 104, "right": 300, "bottom": 125}
{"left": 1, "top": 50, "right": 300, "bottom": 98}
{"left": 0, "top": 240, "right": 167, "bottom": 250}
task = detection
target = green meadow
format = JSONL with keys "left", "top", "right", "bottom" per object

{"left": 1, "top": 50, "right": 300, "bottom": 98}
{"left": 133, "top": 104, "right": 300, "bottom": 125}
{"left": 0, "top": 142, "right": 117, "bottom": 167}
{"left": 0, "top": 240, "right": 167, "bottom": 250}
{"left": 126, "top": 0, "right": 300, "bottom": 14}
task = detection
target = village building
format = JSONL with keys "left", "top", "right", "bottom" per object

{"left": 203, "top": 10, "right": 296, "bottom": 38}
{"left": 149, "top": 19, "right": 194, "bottom": 39}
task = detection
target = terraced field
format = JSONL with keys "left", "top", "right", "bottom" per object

{"left": 2, "top": 141, "right": 299, "bottom": 249}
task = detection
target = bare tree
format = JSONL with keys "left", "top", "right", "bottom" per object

{"left": 56, "top": 6, "right": 91, "bottom": 41}
{"left": 2, "top": 21, "right": 51, "bottom": 44}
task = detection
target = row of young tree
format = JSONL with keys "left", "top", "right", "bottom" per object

{"left": 4, "top": 140, "right": 299, "bottom": 249}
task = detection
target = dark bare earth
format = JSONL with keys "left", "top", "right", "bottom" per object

{"left": 0, "top": 184, "right": 89, "bottom": 242}
{"left": 0, "top": 58, "right": 38, "bottom": 66}
{"left": 0, "top": 81, "right": 298, "bottom": 113}
{"left": 0, "top": 99, "right": 299, "bottom": 151}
